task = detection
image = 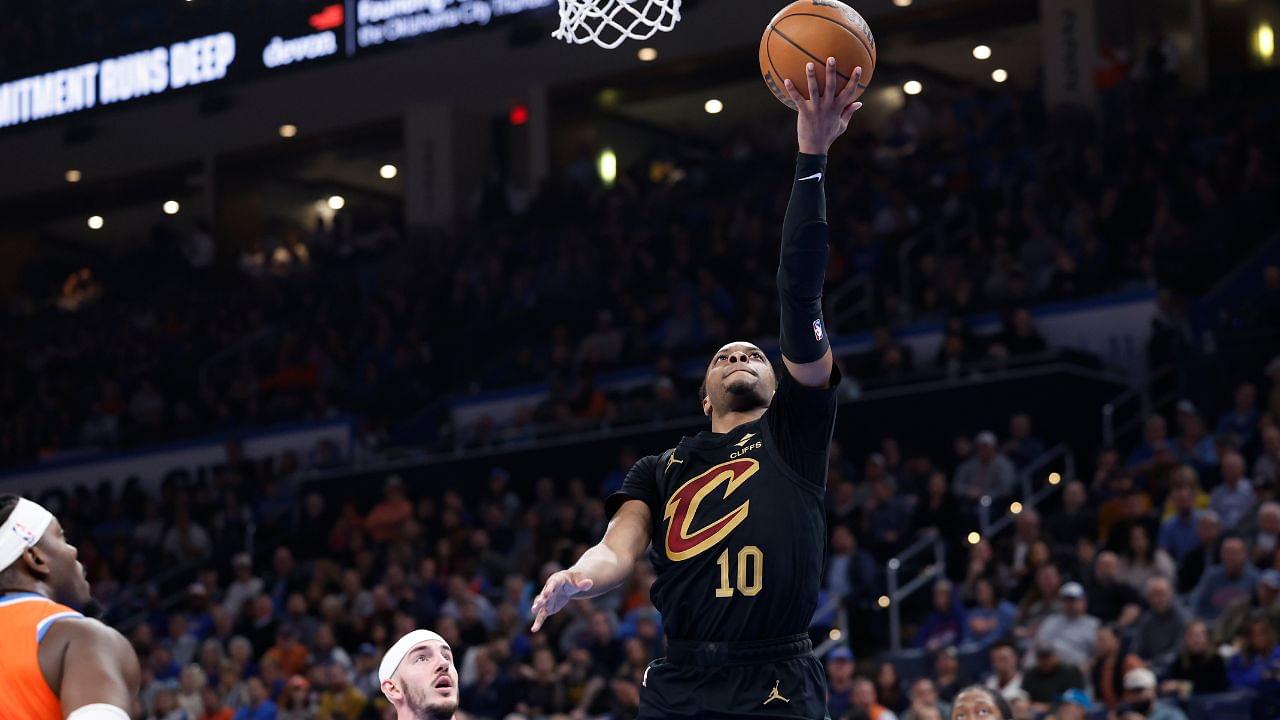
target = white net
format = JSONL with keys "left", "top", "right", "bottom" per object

{"left": 552, "top": 0, "right": 682, "bottom": 49}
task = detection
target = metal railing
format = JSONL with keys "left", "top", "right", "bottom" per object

{"left": 978, "top": 443, "right": 1076, "bottom": 538}
{"left": 887, "top": 532, "right": 947, "bottom": 651}
{"left": 1100, "top": 365, "right": 1176, "bottom": 450}
{"left": 810, "top": 595, "right": 848, "bottom": 658}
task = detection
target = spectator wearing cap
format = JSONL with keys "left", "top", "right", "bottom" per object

{"left": 826, "top": 646, "right": 857, "bottom": 719}
{"left": 1121, "top": 668, "right": 1187, "bottom": 720}
{"left": 1158, "top": 475, "right": 1202, "bottom": 563}
{"left": 1163, "top": 620, "right": 1229, "bottom": 699}
{"left": 985, "top": 642, "right": 1024, "bottom": 702}
{"left": 1209, "top": 451, "right": 1255, "bottom": 530}
{"left": 1020, "top": 642, "right": 1086, "bottom": 714}
{"left": 1048, "top": 689, "right": 1091, "bottom": 720}
{"left": 367, "top": 474, "right": 414, "bottom": 543}
{"left": 1255, "top": 426, "right": 1280, "bottom": 489}
{"left": 1129, "top": 577, "right": 1187, "bottom": 675}
{"left": 1029, "top": 582, "right": 1100, "bottom": 669}
{"left": 1191, "top": 536, "right": 1258, "bottom": 620}
{"left": 1217, "top": 383, "right": 1260, "bottom": 448}
{"left": 1213, "top": 568, "right": 1280, "bottom": 644}
{"left": 953, "top": 432, "right": 1018, "bottom": 502}
{"left": 1173, "top": 400, "right": 1217, "bottom": 470}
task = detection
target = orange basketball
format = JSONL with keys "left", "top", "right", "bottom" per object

{"left": 759, "top": 0, "right": 876, "bottom": 109}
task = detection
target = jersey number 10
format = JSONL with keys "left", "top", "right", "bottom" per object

{"left": 715, "top": 546, "right": 763, "bottom": 597}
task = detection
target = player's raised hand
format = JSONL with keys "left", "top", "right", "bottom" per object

{"left": 529, "top": 570, "right": 594, "bottom": 632}
{"left": 783, "top": 58, "right": 863, "bottom": 155}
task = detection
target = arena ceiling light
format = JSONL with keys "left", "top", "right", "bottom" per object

{"left": 65, "top": 169, "right": 82, "bottom": 183}
{"left": 1258, "top": 23, "right": 1275, "bottom": 61}
{"left": 380, "top": 164, "right": 398, "bottom": 180}
{"left": 991, "top": 68, "right": 1009, "bottom": 83}
{"left": 892, "top": 0, "right": 912, "bottom": 6}
{"left": 163, "top": 200, "right": 180, "bottom": 215}
{"left": 278, "top": 123, "right": 298, "bottom": 138}
{"left": 637, "top": 47, "right": 657, "bottom": 62}
{"left": 972, "top": 45, "right": 992, "bottom": 60}
{"left": 327, "top": 195, "right": 345, "bottom": 210}
{"left": 87, "top": 215, "right": 104, "bottom": 230}
{"left": 902, "top": 80, "right": 922, "bottom": 95}
{"left": 704, "top": 98, "right": 724, "bottom": 114}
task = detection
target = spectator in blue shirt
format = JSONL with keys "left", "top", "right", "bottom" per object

{"left": 1226, "top": 614, "right": 1280, "bottom": 697}
{"left": 1192, "top": 536, "right": 1259, "bottom": 620}
{"left": 1159, "top": 476, "right": 1202, "bottom": 562}
{"left": 233, "top": 677, "right": 278, "bottom": 720}
{"left": 916, "top": 580, "right": 967, "bottom": 652}
{"left": 1210, "top": 452, "right": 1255, "bottom": 529}
{"left": 1216, "top": 383, "right": 1259, "bottom": 448}
{"left": 964, "top": 577, "right": 1016, "bottom": 648}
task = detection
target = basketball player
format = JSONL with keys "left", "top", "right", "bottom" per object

{"left": 379, "top": 629, "right": 460, "bottom": 720}
{"left": 0, "top": 495, "right": 140, "bottom": 720}
{"left": 950, "top": 686, "right": 1013, "bottom": 720}
{"left": 530, "top": 59, "right": 865, "bottom": 719}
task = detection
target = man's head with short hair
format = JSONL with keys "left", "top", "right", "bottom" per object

{"left": 699, "top": 342, "right": 779, "bottom": 419}
{"left": 1094, "top": 551, "right": 1119, "bottom": 582}
{"left": 1221, "top": 451, "right": 1246, "bottom": 484}
{"left": 1221, "top": 536, "right": 1248, "bottom": 575}
{"left": 1144, "top": 577, "right": 1173, "bottom": 613}
{"left": 990, "top": 642, "right": 1018, "bottom": 681}
{"left": 380, "top": 631, "right": 458, "bottom": 720}
{"left": 0, "top": 495, "right": 91, "bottom": 608}
{"left": 851, "top": 677, "right": 878, "bottom": 709}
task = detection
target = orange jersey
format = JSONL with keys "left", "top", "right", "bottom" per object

{"left": 0, "top": 592, "right": 83, "bottom": 720}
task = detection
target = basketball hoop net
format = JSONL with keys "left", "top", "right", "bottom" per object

{"left": 552, "top": 0, "right": 682, "bottom": 49}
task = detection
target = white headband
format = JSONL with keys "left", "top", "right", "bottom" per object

{"left": 379, "top": 629, "right": 449, "bottom": 687}
{"left": 0, "top": 499, "right": 54, "bottom": 571}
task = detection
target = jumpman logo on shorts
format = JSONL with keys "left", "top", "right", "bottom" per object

{"left": 763, "top": 680, "right": 790, "bottom": 705}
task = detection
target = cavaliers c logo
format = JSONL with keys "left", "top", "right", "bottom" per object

{"left": 663, "top": 458, "right": 759, "bottom": 561}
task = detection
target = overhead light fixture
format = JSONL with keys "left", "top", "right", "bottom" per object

{"left": 65, "top": 169, "right": 82, "bottom": 183}
{"left": 163, "top": 200, "right": 180, "bottom": 215}
{"left": 278, "top": 123, "right": 298, "bottom": 138}
{"left": 903, "top": 80, "right": 923, "bottom": 95}
{"left": 704, "top": 98, "right": 724, "bottom": 114}
{"left": 992, "top": 68, "right": 1009, "bottom": 83}
{"left": 87, "top": 215, "right": 104, "bottom": 230}
{"left": 972, "top": 45, "right": 992, "bottom": 60}
{"left": 380, "top": 164, "right": 398, "bottom": 180}
{"left": 598, "top": 149, "right": 617, "bottom": 186}
{"left": 637, "top": 47, "right": 658, "bottom": 62}
{"left": 327, "top": 195, "right": 345, "bottom": 210}
{"left": 892, "top": 0, "right": 912, "bottom": 6}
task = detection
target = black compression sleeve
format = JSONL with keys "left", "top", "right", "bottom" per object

{"left": 777, "top": 152, "right": 831, "bottom": 364}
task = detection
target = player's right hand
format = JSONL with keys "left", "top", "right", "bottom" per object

{"left": 530, "top": 570, "right": 594, "bottom": 632}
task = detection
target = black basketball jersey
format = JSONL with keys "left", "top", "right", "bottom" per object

{"left": 606, "top": 365, "right": 841, "bottom": 643}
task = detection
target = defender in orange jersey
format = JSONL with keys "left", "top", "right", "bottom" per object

{"left": 0, "top": 495, "right": 140, "bottom": 720}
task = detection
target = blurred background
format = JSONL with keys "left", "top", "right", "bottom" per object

{"left": 1, "top": 0, "right": 1279, "bottom": 718}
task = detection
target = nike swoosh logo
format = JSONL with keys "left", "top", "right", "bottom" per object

{"left": 799, "top": 172, "right": 823, "bottom": 183}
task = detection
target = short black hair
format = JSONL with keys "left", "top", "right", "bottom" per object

{"left": 954, "top": 685, "right": 1013, "bottom": 719}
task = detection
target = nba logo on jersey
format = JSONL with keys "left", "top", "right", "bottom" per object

{"left": 10, "top": 521, "right": 36, "bottom": 544}
{"left": 812, "top": 319, "right": 824, "bottom": 341}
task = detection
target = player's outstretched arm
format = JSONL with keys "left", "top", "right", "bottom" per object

{"left": 777, "top": 59, "right": 863, "bottom": 388}
{"left": 530, "top": 499, "right": 652, "bottom": 632}
{"left": 48, "top": 619, "right": 141, "bottom": 719}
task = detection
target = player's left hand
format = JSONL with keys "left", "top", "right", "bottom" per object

{"left": 784, "top": 58, "right": 863, "bottom": 155}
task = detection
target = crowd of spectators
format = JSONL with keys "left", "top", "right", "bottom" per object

{"left": 14, "top": 344, "right": 1266, "bottom": 720}
{"left": 4, "top": 64, "right": 1276, "bottom": 470}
